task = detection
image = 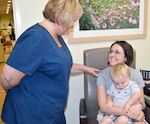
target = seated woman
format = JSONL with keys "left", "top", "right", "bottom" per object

{"left": 97, "top": 41, "right": 146, "bottom": 124}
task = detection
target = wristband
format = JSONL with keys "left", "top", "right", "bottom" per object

{"left": 139, "top": 102, "right": 145, "bottom": 110}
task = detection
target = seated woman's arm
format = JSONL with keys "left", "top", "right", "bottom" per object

{"left": 127, "top": 88, "right": 145, "bottom": 121}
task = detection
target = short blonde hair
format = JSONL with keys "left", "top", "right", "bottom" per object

{"left": 43, "top": 0, "right": 83, "bottom": 28}
{"left": 110, "top": 63, "right": 130, "bottom": 80}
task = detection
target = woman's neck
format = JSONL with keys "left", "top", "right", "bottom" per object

{"left": 39, "top": 20, "right": 62, "bottom": 47}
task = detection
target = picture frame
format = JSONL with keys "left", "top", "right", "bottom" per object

{"left": 68, "top": 0, "right": 148, "bottom": 43}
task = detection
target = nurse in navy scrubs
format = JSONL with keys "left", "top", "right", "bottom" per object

{"left": 0, "top": 0, "right": 100, "bottom": 124}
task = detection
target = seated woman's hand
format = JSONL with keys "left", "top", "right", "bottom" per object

{"left": 136, "top": 111, "right": 145, "bottom": 121}
{"left": 126, "top": 103, "right": 144, "bottom": 121}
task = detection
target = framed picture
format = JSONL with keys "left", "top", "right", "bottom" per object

{"left": 68, "top": 0, "right": 148, "bottom": 43}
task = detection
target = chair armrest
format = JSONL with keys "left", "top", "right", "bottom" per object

{"left": 144, "top": 94, "right": 150, "bottom": 107}
{"left": 79, "top": 98, "right": 87, "bottom": 120}
{"left": 144, "top": 95, "right": 150, "bottom": 123}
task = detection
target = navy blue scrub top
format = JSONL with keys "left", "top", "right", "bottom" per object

{"left": 2, "top": 23, "right": 73, "bottom": 124}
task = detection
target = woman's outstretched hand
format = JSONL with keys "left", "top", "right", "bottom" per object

{"left": 84, "top": 66, "right": 101, "bottom": 77}
{"left": 71, "top": 63, "right": 101, "bottom": 77}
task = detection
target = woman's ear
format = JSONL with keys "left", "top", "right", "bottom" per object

{"left": 124, "top": 57, "right": 127, "bottom": 62}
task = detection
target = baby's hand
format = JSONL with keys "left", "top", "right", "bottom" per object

{"left": 123, "top": 103, "right": 130, "bottom": 113}
{"left": 106, "top": 101, "right": 113, "bottom": 110}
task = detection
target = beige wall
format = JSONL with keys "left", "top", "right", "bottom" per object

{"left": 13, "top": 0, "right": 150, "bottom": 124}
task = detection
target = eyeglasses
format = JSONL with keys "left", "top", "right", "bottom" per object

{"left": 108, "top": 50, "right": 121, "bottom": 55}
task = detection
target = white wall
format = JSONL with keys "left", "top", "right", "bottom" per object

{"left": 13, "top": 0, "right": 150, "bottom": 124}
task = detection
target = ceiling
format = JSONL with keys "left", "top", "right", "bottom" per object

{"left": 0, "top": 0, "right": 13, "bottom": 16}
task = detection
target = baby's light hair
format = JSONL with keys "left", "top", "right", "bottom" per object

{"left": 110, "top": 63, "right": 130, "bottom": 80}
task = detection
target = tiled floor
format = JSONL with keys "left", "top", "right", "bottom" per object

{"left": 0, "top": 53, "right": 10, "bottom": 124}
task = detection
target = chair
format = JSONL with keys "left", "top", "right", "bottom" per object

{"left": 3, "top": 40, "right": 13, "bottom": 53}
{"left": 80, "top": 47, "right": 150, "bottom": 124}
